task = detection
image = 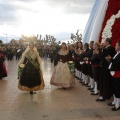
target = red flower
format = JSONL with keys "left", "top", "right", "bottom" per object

{"left": 99, "top": 0, "right": 120, "bottom": 47}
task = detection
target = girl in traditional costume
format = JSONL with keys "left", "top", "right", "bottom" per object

{"left": 0, "top": 50, "right": 7, "bottom": 79}
{"left": 50, "top": 42, "right": 75, "bottom": 89}
{"left": 18, "top": 42, "right": 45, "bottom": 94}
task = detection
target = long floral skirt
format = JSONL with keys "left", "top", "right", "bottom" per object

{"left": 50, "top": 62, "right": 75, "bottom": 88}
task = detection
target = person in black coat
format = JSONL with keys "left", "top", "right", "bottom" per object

{"left": 80, "top": 43, "right": 90, "bottom": 85}
{"left": 84, "top": 41, "right": 94, "bottom": 88}
{"left": 85, "top": 42, "right": 101, "bottom": 95}
{"left": 106, "top": 41, "right": 120, "bottom": 111}
{"left": 73, "top": 42, "right": 83, "bottom": 81}
{"left": 70, "top": 45, "right": 79, "bottom": 79}
{"left": 6, "top": 46, "right": 12, "bottom": 61}
{"left": 96, "top": 38, "right": 115, "bottom": 101}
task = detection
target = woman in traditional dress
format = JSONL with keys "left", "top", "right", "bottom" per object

{"left": 18, "top": 42, "right": 45, "bottom": 94}
{"left": 0, "top": 50, "right": 7, "bottom": 79}
{"left": 50, "top": 42, "right": 75, "bottom": 89}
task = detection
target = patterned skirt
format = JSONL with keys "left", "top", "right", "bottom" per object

{"left": 50, "top": 62, "right": 75, "bottom": 88}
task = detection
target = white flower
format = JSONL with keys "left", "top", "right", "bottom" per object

{"left": 101, "top": 11, "right": 120, "bottom": 42}
{"left": 68, "top": 61, "right": 73, "bottom": 63}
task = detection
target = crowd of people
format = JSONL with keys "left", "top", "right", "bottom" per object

{"left": 49, "top": 38, "right": 120, "bottom": 111}
{"left": 0, "top": 43, "right": 60, "bottom": 80}
{"left": 0, "top": 44, "right": 60, "bottom": 61}
{"left": 0, "top": 38, "right": 120, "bottom": 111}
{"left": 70, "top": 38, "right": 120, "bottom": 111}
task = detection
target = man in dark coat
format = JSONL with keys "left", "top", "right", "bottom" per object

{"left": 85, "top": 42, "right": 101, "bottom": 95}
{"left": 80, "top": 43, "right": 90, "bottom": 85}
{"left": 6, "top": 46, "right": 12, "bottom": 61}
{"left": 84, "top": 41, "right": 94, "bottom": 89}
{"left": 96, "top": 38, "right": 115, "bottom": 101}
{"left": 106, "top": 41, "right": 120, "bottom": 111}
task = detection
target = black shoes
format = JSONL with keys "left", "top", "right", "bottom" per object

{"left": 30, "top": 91, "right": 36, "bottom": 94}
{"left": 111, "top": 107, "right": 120, "bottom": 111}
{"left": 108, "top": 103, "right": 115, "bottom": 106}
{"left": 30, "top": 91, "right": 33, "bottom": 94}
{"left": 62, "top": 87, "right": 66, "bottom": 90}
{"left": 79, "top": 81, "right": 83, "bottom": 83}
{"left": 91, "top": 93, "right": 99, "bottom": 95}
{"left": 96, "top": 98, "right": 105, "bottom": 102}
{"left": 90, "top": 90, "right": 94, "bottom": 92}
{"left": 87, "top": 88, "right": 94, "bottom": 90}
{"left": 82, "top": 83, "right": 88, "bottom": 86}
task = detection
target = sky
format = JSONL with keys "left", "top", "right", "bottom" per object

{"left": 0, "top": 0, "right": 95, "bottom": 43}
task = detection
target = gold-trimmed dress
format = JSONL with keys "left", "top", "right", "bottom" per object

{"left": 50, "top": 50, "right": 75, "bottom": 88}
{"left": 18, "top": 50, "right": 45, "bottom": 91}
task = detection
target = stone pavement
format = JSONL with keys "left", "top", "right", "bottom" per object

{"left": 0, "top": 59, "right": 120, "bottom": 120}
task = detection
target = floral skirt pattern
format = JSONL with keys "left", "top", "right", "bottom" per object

{"left": 50, "top": 62, "right": 75, "bottom": 88}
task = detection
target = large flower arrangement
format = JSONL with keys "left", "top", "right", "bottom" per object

{"left": 99, "top": 0, "right": 120, "bottom": 47}
{"left": 101, "top": 10, "right": 120, "bottom": 43}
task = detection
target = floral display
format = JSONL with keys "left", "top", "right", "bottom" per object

{"left": 99, "top": 0, "right": 120, "bottom": 47}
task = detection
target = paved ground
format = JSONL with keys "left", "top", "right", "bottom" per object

{"left": 0, "top": 58, "right": 120, "bottom": 120}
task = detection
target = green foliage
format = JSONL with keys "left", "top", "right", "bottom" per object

{"left": 0, "top": 40, "right": 3, "bottom": 44}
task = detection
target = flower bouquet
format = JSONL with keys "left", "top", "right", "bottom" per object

{"left": 67, "top": 61, "right": 75, "bottom": 74}
{"left": 18, "top": 64, "right": 25, "bottom": 79}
